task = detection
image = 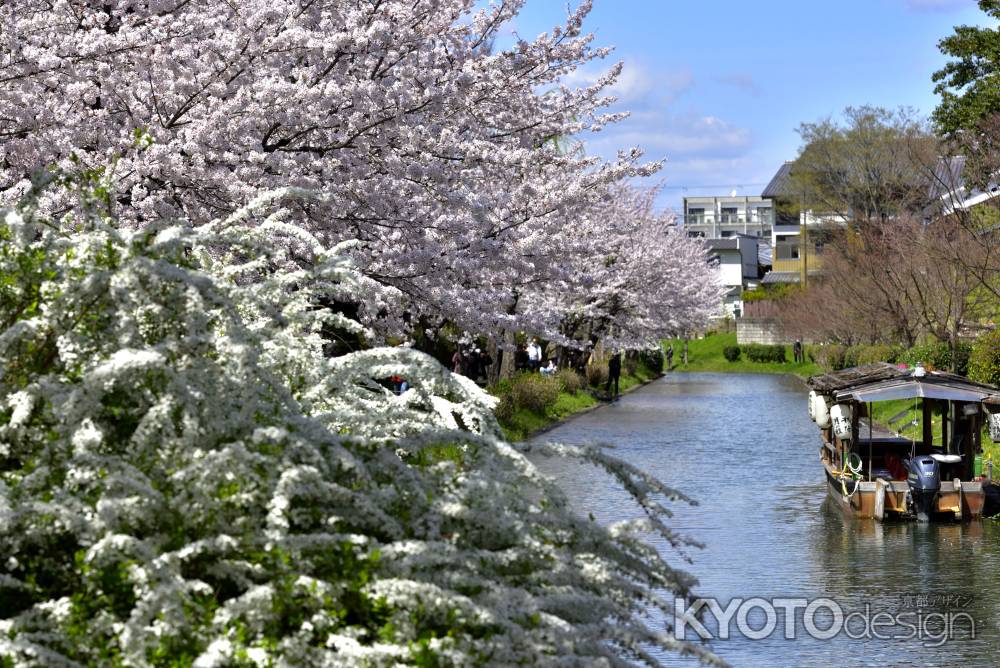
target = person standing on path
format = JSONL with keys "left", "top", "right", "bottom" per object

{"left": 793, "top": 339, "right": 803, "bottom": 363}
{"left": 527, "top": 338, "right": 542, "bottom": 371}
{"left": 514, "top": 343, "right": 529, "bottom": 371}
{"left": 666, "top": 344, "right": 674, "bottom": 370}
{"left": 606, "top": 351, "right": 622, "bottom": 399}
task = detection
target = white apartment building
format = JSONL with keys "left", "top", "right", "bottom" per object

{"left": 681, "top": 195, "right": 774, "bottom": 239}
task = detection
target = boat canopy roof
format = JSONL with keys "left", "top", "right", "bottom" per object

{"left": 807, "top": 363, "right": 1000, "bottom": 404}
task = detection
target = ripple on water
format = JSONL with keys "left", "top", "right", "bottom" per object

{"left": 529, "top": 373, "right": 1000, "bottom": 667}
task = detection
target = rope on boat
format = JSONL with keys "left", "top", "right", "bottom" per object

{"left": 835, "top": 452, "right": 864, "bottom": 500}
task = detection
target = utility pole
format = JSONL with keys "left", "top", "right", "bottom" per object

{"left": 800, "top": 189, "right": 808, "bottom": 288}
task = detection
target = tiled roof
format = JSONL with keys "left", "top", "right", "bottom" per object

{"left": 762, "top": 162, "right": 794, "bottom": 198}
{"left": 761, "top": 270, "right": 800, "bottom": 284}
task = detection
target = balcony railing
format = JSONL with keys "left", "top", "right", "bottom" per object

{"left": 682, "top": 211, "right": 774, "bottom": 233}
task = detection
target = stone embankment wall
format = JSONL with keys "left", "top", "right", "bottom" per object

{"left": 736, "top": 318, "right": 787, "bottom": 345}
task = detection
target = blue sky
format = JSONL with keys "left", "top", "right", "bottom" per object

{"left": 500, "top": 0, "right": 990, "bottom": 211}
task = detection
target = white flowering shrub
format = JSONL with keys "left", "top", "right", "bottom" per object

{"left": 0, "top": 185, "right": 721, "bottom": 667}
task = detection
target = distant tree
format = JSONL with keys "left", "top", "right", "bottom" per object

{"left": 778, "top": 226, "right": 922, "bottom": 347}
{"left": 927, "top": 119, "right": 1000, "bottom": 322}
{"left": 790, "top": 106, "right": 938, "bottom": 223}
{"left": 779, "top": 214, "right": 993, "bottom": 369}
{"left": 890, "top": 216, "right": 993, "bottom": 369}
{"left": 539, "top": 186, "right": 724, "bottom": 351}
{"left": 933, "top": 0, "right": 1000, "bottom": 135}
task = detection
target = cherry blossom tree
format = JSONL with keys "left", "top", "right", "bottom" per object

{"left": 0, "top": 0, "right": 717, "bottom": 347}
{"left": 535, "top": 186, "right": 723, "bottom": 350}
{"left": 1, "top": 1, "right": 641, "bottom": 333}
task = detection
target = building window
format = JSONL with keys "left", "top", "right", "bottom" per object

{"left": 687, "top": 207, "right": 705, "bottom": 225}
{"left": 721, "top": 206, "right": 738, "bottom": 223}
{"left": 752, "top": 208, "right": 773, "bottom": 225}
{"left": 775, "top": 243, "right": 800, "bottom": 260}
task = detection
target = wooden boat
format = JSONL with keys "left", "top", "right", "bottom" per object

{"left": 806, "top": 363, "right": 1000, "bottom": 522}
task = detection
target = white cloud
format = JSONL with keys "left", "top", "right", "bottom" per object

{"left": 564, "top": 61, "right": 693, "bottom": 105}
{"left": 568, "top": 64, "right": 758, "bottom": 212}
{"left": 651, "top": 68, "right": 695, "bottom": 105}
{"left": 580, "top": 110, "right": 759, "bottom": 214}
{"left": 586, "top": 113, "right": 752, "bottom": 161}
{"left": 609, "top": 63, "right": 656, "bottom": 101}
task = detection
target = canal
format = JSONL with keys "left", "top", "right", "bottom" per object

{"left": 530, "top": 372, "right": 1000, "bottom": 667}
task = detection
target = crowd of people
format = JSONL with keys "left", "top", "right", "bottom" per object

{"left": 447, "top": 337, "right": 566, "bottom": 385}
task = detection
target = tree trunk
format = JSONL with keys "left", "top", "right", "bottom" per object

{"left": 488, "top": 336, "right": 503, "bottom": 385}
{"left": 497, "top": 293, "right": 520, "bottom": 381}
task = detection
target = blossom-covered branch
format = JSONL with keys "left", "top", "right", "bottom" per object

{"left": 0, "top": 1, "right": 717, "bottom": 346}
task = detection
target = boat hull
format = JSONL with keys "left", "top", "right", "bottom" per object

{"left": 823, "top": 461, "right": 984, "bottom": 521}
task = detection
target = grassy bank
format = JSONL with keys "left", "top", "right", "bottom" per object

{"left": 661, "top": 332, "right": 821, "bottom": 377}
{"left": 494, "top": 362, "right": 662, "bottom": 442}
{"left": 869, "top": 399, "right": 943, "bottom": 445}
{"left": 499, "top": 390, "right": 599, "bottom": 442}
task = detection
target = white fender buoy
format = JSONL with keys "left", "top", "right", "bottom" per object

{"left": 808, "top": 390, "right": 818, "bottom": 421}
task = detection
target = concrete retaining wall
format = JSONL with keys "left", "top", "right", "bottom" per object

{"left": 736, "top": 318, "right": 787, "bottom": 345}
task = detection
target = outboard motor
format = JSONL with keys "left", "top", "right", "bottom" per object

{"left": 907, "top": 456, "right": 941, "bottom": 522}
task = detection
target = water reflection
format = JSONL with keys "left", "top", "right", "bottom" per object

{"left": 530, "top": 372, "right": 1000, "bottom": 667}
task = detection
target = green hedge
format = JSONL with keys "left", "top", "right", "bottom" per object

{"left": 969, "top": 329, "right": 1000, "bottom": 387}
{"left": 813, "top": 344, "right": 847, "bottom": 371}
{"left": 844, "top": 343, "right": 902, "bottom": 368}
{"left": 555, "top": 368, "right": 585, "bottom": 394}
{"left": 742, "top": 343, "right": 786, "bottom": 363}
{"left": 742, "top": 284, "right": 799, "bottom": 302}
{"left": 723, "top": 345, "right": 741, "bottom": 362}
{"left": 491, "top": 372, "right": 564, "bottom": 416}
{"left": 813, "top": 340, "right": 976, "bottom": 375}
{"left": 586, "top": 363, "right": 608, "bottom": 387}
{"left": 898, "top": 341, "right": 972, "bottom": 375}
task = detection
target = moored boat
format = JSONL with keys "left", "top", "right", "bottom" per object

{"left": 806, "top": 363, "right": 1000, "bottom": 521}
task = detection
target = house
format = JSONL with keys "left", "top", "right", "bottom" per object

{"left": 928, "top": 155, "right": 1000, "bottom": 220}
{"left": 758, "top": 156, "right": 999, "bottom": 287}
{"left": 705, "top": 235, "right": 760, "bottom": 318}
{"left": 760, "top": 161, "right": 846, "bottom": 284}
{"left": 679, "top": 195, "right": 770, "bottom": 318}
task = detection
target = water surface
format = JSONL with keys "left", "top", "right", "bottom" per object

{"left": 529, "top": 372, "right": 1000, "bottom": 667}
